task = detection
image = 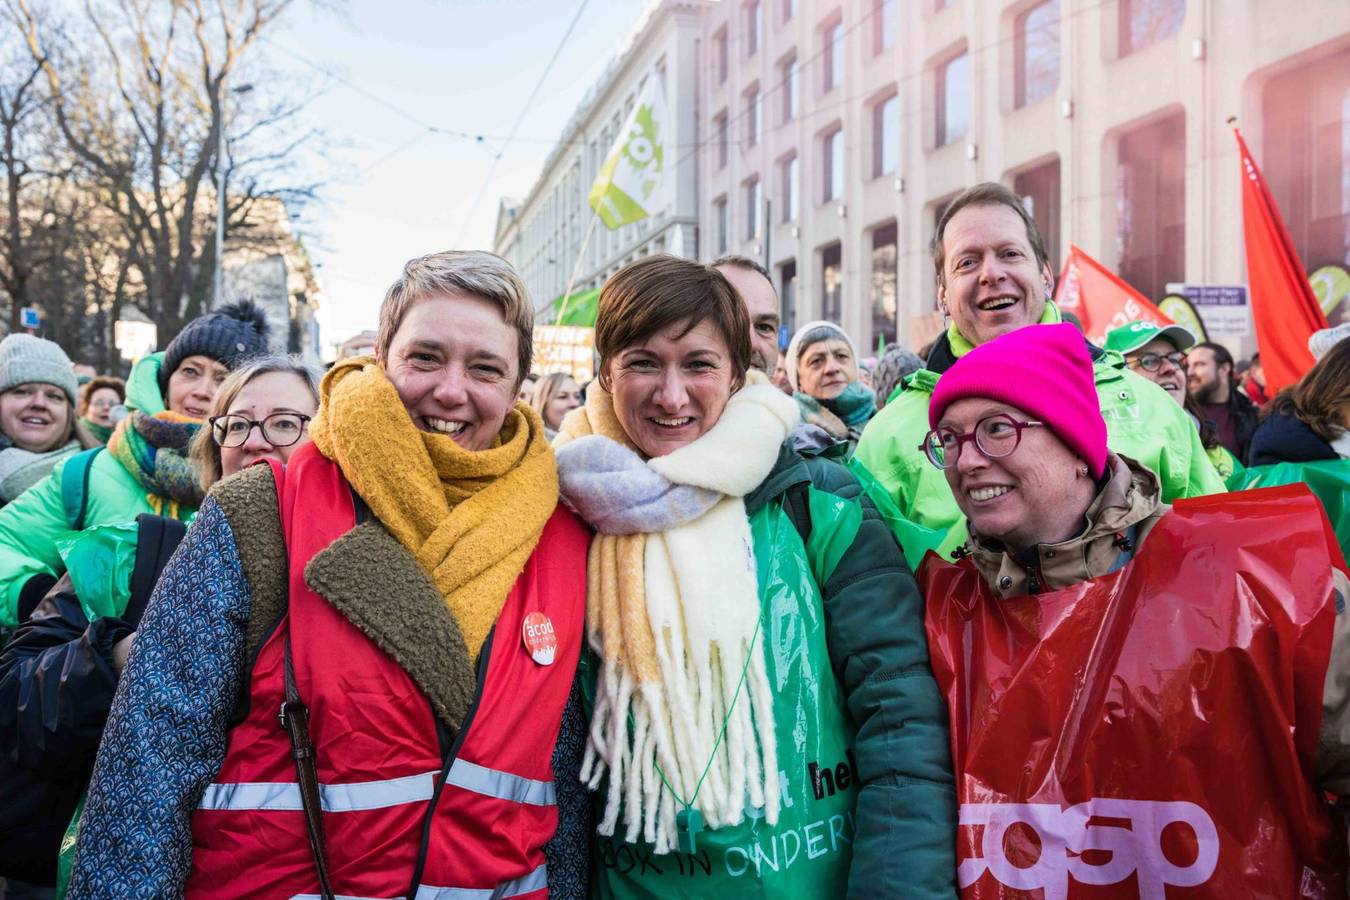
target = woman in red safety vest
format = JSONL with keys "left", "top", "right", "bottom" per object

{"left": 918, "top": 323, "right": 1350, "bottom": 898}
{"left": 68, "top": 251, "right": 591, "bottom": 900}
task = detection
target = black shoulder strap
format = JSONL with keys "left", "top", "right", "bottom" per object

{"left": 282, "top": 632, "right": 336, "bottom": 900}
{"left": 123, "top": 515, "right": 188, "bottom": 628}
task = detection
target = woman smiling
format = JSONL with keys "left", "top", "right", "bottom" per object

{"left": 70, "top": 251, "right": 590, "bottom": 899}
{"left": 555, "top": 255, "right": 954, "bottom": 898}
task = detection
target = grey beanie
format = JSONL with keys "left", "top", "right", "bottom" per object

{"left": 159, "top": 299, "right": 271, "bottom": 395}
{"left": 1309, "top": 322, "right": 1350, "bottom": 361}
{"left": 0, "top": 334, "right": 78, "bottom": 405}
{"left": 872, "top": 344, "right": 925, "bottom": 405}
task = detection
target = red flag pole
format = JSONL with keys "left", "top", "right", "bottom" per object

{"left": 1230, "top": 118, "right": 1327, "bottom": 393}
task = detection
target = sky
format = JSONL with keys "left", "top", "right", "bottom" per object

{"left": 260, "top": 0, "right": 650, "bottom": 353}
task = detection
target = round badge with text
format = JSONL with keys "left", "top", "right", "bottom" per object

{"left": 522, "top": 611, "right": 557, "bottom": 666}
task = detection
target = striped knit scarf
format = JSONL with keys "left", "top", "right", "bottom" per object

{"left": 554, "top": 371, "right": 800, "bottom": 852}
{"left": 106, "top": 409, "right": 204, "bottom": 516}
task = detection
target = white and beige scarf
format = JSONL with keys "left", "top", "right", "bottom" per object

{"left": 554, "top": 372, "right": 800, "bottom": 852}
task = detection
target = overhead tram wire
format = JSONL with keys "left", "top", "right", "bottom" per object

{"left": 452, "top": 0, "right": 593, "bottom": 247}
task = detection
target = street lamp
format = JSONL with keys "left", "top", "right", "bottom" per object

{"left": 214, "top": 82, "right": 254, "bottom": 308}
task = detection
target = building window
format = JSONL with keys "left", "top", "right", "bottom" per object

{"left": 745, "top": 177, "right": 762, "bottom": 240}
{"left": 781, "top": 54, "right": 799, "bottom": 123}
{"left": 783, "top": 0, "right": 797, "bottom": 23}
{"left": 822, "top": 20, "right": 844, "bottom": 93}
{"left": 1014, "top": 157, "right": 1062, "bottom": 273}
{"left": 746, "top": 1, "right": 762, "bottom": 57}
{"left": 744, "top": 85, "right": 762, "bottom": 146}
{"left": 714, "top": 196, "right": 729, "bottom": 256}
{"left": 871, "top": 222, "right": 898, "bottom": 347}
{"left": 715, "top": 110, "right": 729, "bottom": 170}
{"left": 823, "top": 127, "right": 844, "bottom": 202}
{"left": 782, "top": 154, "right": 799, "bottom": 222}
{"left": 1263, "top": 52, "right": 1350, "bottom": 276}
{"left": 935, "top": 0, "right": 951, "bottom": 10}
{"left": 779, "top": 259, "right": 798, "bottom": 332}
{"left": 821, "top": 242, "right": 843, "bottom": 322}
{"left": 1116, "top": 112, "right": 1185, "bottom": 302}
{"left": 714, "top": 27, "right": 729, "bottom": 84}
{"left": 936, "top": 50, "right": 970, "bottom": 147}
{"left": 873, "top": 0, "right": 896, "bottom": 55}
{"left": 873, "top": 93, "right": 899, "bottom": 177}
{"left": 1015, "top": 0, "right": 1059, "bottom": 108}
{"left": 1119, "top": 0, "right": 1184, "bottom": 57}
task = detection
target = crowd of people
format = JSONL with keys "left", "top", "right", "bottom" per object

{"left": 0, "top": 181, "right": 1347, "bottom": 899}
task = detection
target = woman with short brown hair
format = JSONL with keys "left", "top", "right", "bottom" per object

{"left": 554, "top": 254, "right": 954, "bottom": 897}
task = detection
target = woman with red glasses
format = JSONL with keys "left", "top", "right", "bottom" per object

{"left": 919, "top": 322, "right": 1350, "bottom": 897}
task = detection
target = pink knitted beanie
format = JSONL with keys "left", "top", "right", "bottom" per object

{"left": 928, "top": 323, "right": 1108, "bottom": 479}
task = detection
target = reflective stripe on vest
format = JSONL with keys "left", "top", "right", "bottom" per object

{"left": 414, "top": 862, "right": 547, "bottom": 899}
{"left": 286, "top": 863, "right": 547, "bottom": 900}
{"left": 199, "top": 759, "right": 555, "bottom": 813}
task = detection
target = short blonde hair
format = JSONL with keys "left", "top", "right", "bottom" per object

{"left": 375, "top": 250, "right": 534, "bottom": 389}
{"left": 190, "top": 355, "right": 321, "bottom": 490}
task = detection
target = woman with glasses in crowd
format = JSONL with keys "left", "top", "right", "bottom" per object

{"left": 0, "top": 356, "right": 318, "bottom": 895}
{"left": 76, "top": 376, "right": 126, "bottom": 447}
{"left": 69, "top": 251, "right": 589, "bottom": 900}
{"left": 918, "top": 323, "right": 1349, "bottom": 897}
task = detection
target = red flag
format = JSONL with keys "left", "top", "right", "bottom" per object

{"left": 1053, "top": 244, "right": 1173, "bottom": 346}
{"left": 1233, "top": 124, "right": 1327, "bottom": 393}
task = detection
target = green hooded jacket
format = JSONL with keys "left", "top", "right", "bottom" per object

{"left": 854, "top": 307, "right": 1226, "bottom": 552}
{"left": 0, "top": 354, "right": 196, "bottom": 627}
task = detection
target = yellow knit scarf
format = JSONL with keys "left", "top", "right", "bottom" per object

{"left": 311, "top": 356, "right": 558, "bottom": 659}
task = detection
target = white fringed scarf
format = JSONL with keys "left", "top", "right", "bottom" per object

{"left": 554, "top": 372, "right": 800, "bottom": 852}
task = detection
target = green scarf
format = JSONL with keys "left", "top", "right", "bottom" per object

{"left": 106, "top": 410, "right": 204, "bottom": 517}
{"left": 81, "top": 417, "right": 114, "bottom": 445}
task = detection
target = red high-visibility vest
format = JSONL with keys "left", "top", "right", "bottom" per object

{"left": 922, "top": 485, "right": 1348, "bottom": 898}
{"left": 186, "top": 443, "right": 587, "bottom": 898}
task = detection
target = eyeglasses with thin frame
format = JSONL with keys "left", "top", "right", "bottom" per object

{"left": 1129, "top": 351, "right": 1187, "bottom": 373}
{"left": 209, "top": 412, "right": 311, "bottom": 448}
{"left": 920, "top": 413, "right": 1044, "bottom": 469}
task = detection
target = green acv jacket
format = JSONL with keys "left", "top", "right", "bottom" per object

{"left": 588, "top": 443, "right": 956, "bottom": 899}
{"left": 854, "top": 326, "right": 1226, "bottom": 552}
{"left": 0, "top": 354, "right": 196, "bottom": 626}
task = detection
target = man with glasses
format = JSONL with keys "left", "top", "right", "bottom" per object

{"left": 855, "top": 182, "right": 1224, "bottom": 555}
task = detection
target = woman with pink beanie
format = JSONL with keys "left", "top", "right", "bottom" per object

{"left": 916, "top": 322, "right": 1350, "bottom": 897}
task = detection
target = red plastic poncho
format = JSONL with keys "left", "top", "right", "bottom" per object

{"left": 922, "top": 485, "right": 1348, "bottom": 898}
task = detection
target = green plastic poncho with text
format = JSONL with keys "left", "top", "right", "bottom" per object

{"left": 589, "top": 487, "right": 865, "bottom": 899}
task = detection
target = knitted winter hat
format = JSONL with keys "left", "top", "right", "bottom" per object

{"left": 0, "top": 334, "right": 79, "bottom": 405}
{"left": 158, "top": 299, "right": 270, "bottom": 395}
{"left": 872, "top": 344, "right": 925, "bottom": 404}
{"left": 785, "top": 320, "right": 857, "bottom": 391}
{"left": 1309, "top": 322, "right": 1350, "bottom": 361}
{"left": 929, "top": 323, "right": 1108, "bottom": 479}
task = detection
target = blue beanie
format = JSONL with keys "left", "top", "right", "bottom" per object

{"left": 159, "top": 299, "right": 270, "bottom": 395}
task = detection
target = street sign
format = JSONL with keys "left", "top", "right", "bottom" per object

{"left": 1165, "top": 283, "right": 1250, "bottom": 338}
{"left": 19, "top": 307, "right": 40, "bottom": 330}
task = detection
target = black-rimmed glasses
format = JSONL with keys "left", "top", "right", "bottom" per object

{"left": 920, "top": 413, "right": 1044, "bottom": 469}
{"left": 1129, "top": 351, "right": 1187, "bottom": 373}
{"left": 209, "top": 412, "right": 311, "bottom": 448}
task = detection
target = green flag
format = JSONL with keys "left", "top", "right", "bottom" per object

{"left": 587, "top": 80, "right": 668, "bottom": 230}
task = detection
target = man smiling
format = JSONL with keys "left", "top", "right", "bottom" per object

{"left": 854, "top": 182, "right": 1224, "bottom": 549}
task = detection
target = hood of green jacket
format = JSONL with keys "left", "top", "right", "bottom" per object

{"left": 124, "top": 353, "right": 167, "bottom": 415}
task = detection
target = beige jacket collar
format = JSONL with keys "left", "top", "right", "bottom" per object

{"left": 966, "top": 454, "right": 1167, "bottom": 598}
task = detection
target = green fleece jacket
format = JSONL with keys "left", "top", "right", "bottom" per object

{"left": 854, "top": 312, "right": 1226, "bottom": 551}
{"left": 0, "top": 354, "right": 196, "bottom": 626}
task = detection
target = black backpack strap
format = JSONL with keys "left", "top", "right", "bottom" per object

{"left": 123, "top": 515, "right": 188, "bottom": 629}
